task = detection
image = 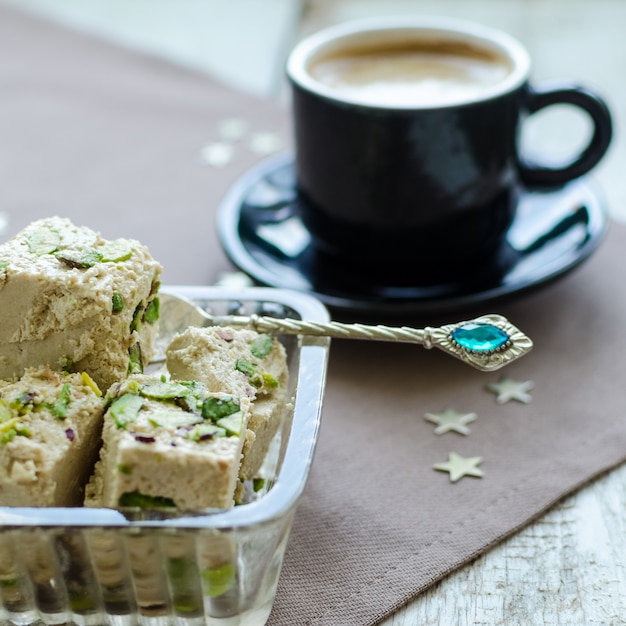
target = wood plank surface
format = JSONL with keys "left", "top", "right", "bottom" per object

{"left": 384, "top": 462, "right": 626, "bottom": 625}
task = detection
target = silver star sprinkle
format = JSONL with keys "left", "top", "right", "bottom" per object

{"left": 249, "top": 132, "right": 281, "bottom": 155}
{"left": 433, "top": 452, "right": 483, "bottom": 483}
{"left": 486, "top": 376, "right": 534, "bottom": 404}
{"left": 424, "top": 408, "right": 476, "bottom": 436}
{"left": 200, "top": 142, "right": 234, "bottom": 167}
{"left": 0, "top": 212, "right": 9, "bottom": 236}
{"left": 214, "top": 271, "right": 255, "bottom": 289}
{"left": 218, "top": 118, "right": 249, "bottom": 141}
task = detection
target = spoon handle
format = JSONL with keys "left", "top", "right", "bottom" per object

{"left": 224, "top": 312, "right": 533, "bottom": 372}
{"left": 240, "top": 315, "right": 428, "bottom": 343}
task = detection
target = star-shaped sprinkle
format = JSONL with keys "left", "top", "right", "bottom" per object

{"left": 249, "top": 132, "right": 281, "bottom": 155}
{"left": 200, "top": 142, "right": 234, "bottom": 167}
{"left": 218, "top": 118, "right": 249, "bottom": 141}
{"left": 0, "top": 212, "right": 9, "bottom": 236}
{"left": 433, "top": 452, "right": 483, "bottom": 483}
{"left": 424, "top": 408, "right": 476, "bottom": 436}
{"left": 486, "top": 376, "right": 534, "bottom": 404}
{"left": 214, "top": 271, "right": 255, "bottom": 289}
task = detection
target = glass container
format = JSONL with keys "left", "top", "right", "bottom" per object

{"left": 0, "top": 286, "right": 330, "bottom": 626}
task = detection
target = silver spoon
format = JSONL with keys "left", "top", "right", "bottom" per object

{"left": 154, "top": 292, "right": 532, "bottom": 372}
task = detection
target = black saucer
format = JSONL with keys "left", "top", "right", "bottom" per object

{"left": 216, "top": 154, "right": 609, "bottom": 316}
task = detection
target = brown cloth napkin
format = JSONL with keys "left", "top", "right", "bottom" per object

{"left": 2, "top": 6, "right": 626, "bottom": 626}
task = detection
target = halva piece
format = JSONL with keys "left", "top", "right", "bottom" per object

{"left": 85, "top": 375, "right": 251, "bottom": 510}
{"left": 165, "top": 326, "right": 289, "bottom": 479}
{"left": 0, "top": 366, "right": 105, "bottom": 506}
{"left": 0, "top": 217, "right": 162, "bottom": 391}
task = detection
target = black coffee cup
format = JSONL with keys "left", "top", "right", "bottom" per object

{"left": 286, "top": 17, "right": 612, "bottom": 285}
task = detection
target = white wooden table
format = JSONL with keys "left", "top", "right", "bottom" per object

{"left": 3, "top": 1, "right": 625, "bottom": 623}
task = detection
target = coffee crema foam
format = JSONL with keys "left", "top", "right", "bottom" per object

{"left": 308, "top": 42, "right": 513, "bottom": 107}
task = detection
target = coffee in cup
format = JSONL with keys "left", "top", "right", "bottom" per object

{"left": 308, "top": 40, "right": 514, "bottom": 108}
{"left": 286, "top": 18, "right": 612, "bottom": 285}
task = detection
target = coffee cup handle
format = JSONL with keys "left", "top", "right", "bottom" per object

{"left": 518, "top": 83, "right": 613, "bottom": 187}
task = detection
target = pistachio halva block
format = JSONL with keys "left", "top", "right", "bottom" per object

{"left": 0, "top": 366, "right": 105, "bottom": 506}
{"left": 0, "top": 217, "right": 162, "bottom": 391}
{"left": 165, "top": 326, "right": 289, "bottom": 480}
{"left": 85, "top": 375, "right": 252, "bottom": 510}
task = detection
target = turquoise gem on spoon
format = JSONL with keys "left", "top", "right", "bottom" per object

{"left": 451, "top": 323, "right": 510, "bottom": 353}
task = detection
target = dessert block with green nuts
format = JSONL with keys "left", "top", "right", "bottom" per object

{"left": 85, "top": 374, "right": 252, "bottom": 510}
{"left": 0, "top": 216, "right": 162, "bottom": 391}
{"left": 165, "top": 326, "right": 289, "bottom": 480}
{"left": 0, "top": 366, "right": 105, "bottom": 506}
